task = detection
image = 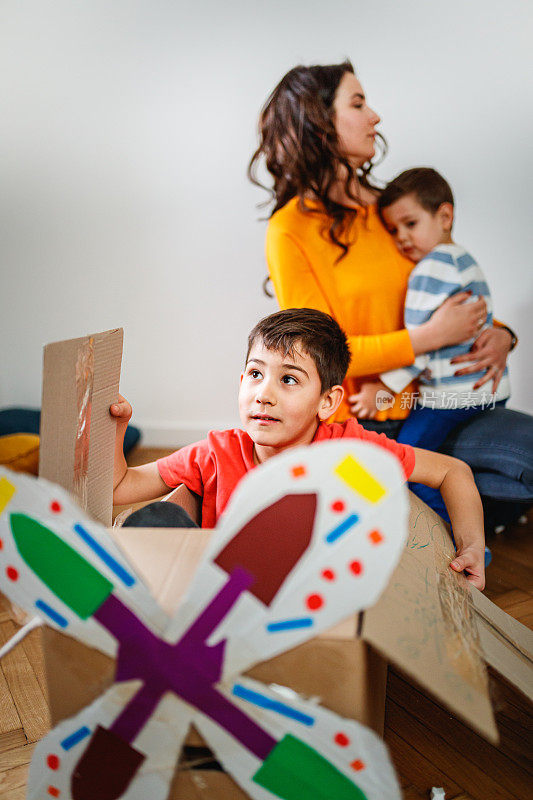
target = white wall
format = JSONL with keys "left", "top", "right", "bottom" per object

{"left": 2, "top": 1, "right": 532, "bottom": 445}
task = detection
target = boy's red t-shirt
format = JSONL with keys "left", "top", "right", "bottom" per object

{"left": 157, "top": 419, "right": 415, "bottom": 529}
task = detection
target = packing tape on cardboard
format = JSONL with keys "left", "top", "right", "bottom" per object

{"left": 435, "top": 539, "right": 486, "bottom": 687}
{"left": 73, "top": 337, "right": 94, "bottom": 510}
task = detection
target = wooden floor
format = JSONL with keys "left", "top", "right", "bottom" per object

{"left": 1, "top": 448, "right": 531, "bottom": 800}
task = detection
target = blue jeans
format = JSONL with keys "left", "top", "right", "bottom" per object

{"left": 358, "top": 406, "right": 533, "bottom": 529}
{"left": 397, "top": 404, "right": 501, "bottom": 523}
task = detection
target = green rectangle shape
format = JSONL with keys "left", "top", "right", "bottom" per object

{"left": 11, "top": 513, "right": 113, "bottom": 619}
{"left": 253, "top": 734, "right": 367, "bottom": 800}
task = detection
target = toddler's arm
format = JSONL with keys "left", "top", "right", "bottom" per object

{"left": 410, "top": 448, "right": 485, "bottom": 589}
{"left": 110, "top": 396, "right": 170, "bottom": 506}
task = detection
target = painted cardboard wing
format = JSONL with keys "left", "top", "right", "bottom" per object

{"left": 0, "top": 439, "right": 409, "bottom": 800}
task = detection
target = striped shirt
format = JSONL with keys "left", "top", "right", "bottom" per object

{"left": 381, "top": 244, "right": 510, "bottom": 409}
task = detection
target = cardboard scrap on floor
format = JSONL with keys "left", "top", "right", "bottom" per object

{"left": 19, "top": 327, "right": 532, "bottom": 799}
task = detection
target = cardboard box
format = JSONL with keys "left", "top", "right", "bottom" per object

{"left": 37, "top": 329, "right": 533, "bottom": 799}
{"left": 39, "top": 327, "right": 123, "bottom": 527}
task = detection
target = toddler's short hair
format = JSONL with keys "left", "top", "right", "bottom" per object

{"left": 378, "top": 167, "right": 454, "bottom": 217}
{"left": 246, "top": 308, "right": 351, "bottom": 391}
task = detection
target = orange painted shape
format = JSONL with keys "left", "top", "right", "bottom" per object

{"left": 291, "top": 465, "right": 306, "bottom": 478}
{"left": 368, "top": 529, "right": 384, "bottom": 545}
{"left": 47, "top": 787, "right": 60, "bottom": 798}
{"left": 350, "top": 759, "right": 365, "bottom": 771}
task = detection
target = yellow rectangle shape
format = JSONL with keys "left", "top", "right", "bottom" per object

{"left": 0, "top": 477, "right": 17, "bottom": 514}
{"left": 334, "top": 455, "right": 386, "bottom": 503}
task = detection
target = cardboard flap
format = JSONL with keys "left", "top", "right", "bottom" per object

{"left": 472, "top": 586, "right": 533, "bottom": 702}
{"left": 112, "top": 527, "right": 212, "bottom": 615}
{"left": 39, "top": 328, "right": 123, "bottom": 526}
{"left": 362, "top": 493, "right": 498, "bottom": 743}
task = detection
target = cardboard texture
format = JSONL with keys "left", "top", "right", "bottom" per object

{"left": 363, "top": 492, "right": 498, "bottom": 742}
{"left": 39, "top": 327, "right": 123, "bottom": 526}
{"left": 471, "top": 586, "right": 533, "bottom": 702}
{"left": 33, "top": 327, "right": 533, "bottom": 798}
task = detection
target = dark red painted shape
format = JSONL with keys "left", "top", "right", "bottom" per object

{"left": 71, "top": 726, "right": 144, "bottom": 800}
{"left": 214, "top": 493, "right": 317, "bottom": 607}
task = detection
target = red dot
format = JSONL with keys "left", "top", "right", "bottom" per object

{"left": 351, "top": 759, "right": 365, "bottom": 771}
{"left": 349, "top": 560, "right": 363, "bottom": 576}
{"left": 334, "top": 732, "right": 350, "bottom": 747}
{"left": 47, "top": 788, "right": 60, "bottom": 798}
{"left": 50, "top": 501, "right": 62, "bottom": 513}
{"left": 0, "top": 538, "right": 3, "bottom": 550}
{"left": 331, "top": 499, "right": 345, "bottom": 513}
{"left": 6, "top": 566, "right": 18, "bottom": 582}
{"left": 47, "top": 754, "right": 60, "bottom": 770}
{"left": 306, "top": 593, "right": 324, "bottom": 611}
{"left": 321, "top": 568, "right": 336, "bottom": 581}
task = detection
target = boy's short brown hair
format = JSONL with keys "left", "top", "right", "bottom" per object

{"left": 246, "top": 308, "right": 351, "bottom": 391}
{"left": 378, "top": 167, "right": 454, "bottom": 217}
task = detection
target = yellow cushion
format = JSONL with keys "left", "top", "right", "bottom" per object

{"left": 0, "top": 433, "right": 40, "bottom": 475}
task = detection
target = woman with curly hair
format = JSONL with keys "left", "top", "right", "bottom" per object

{"left": 248, "top": 60, "right": 533, "bottom": 529}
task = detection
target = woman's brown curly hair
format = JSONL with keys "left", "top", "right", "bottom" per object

{"left": 248, "top": 60, "right": 387, "bottom": 265}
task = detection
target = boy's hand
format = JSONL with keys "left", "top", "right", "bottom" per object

{"left": 450, "top": 545, "right": 485, "bottom": 590}
{"left": 349, "top": 380, "right": 391, "bottom": 419}
{"left": 110, "top": 394, "right": 132, "bottom": 425}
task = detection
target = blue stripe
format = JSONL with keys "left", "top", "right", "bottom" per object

{"left": 35, "top": 599, "right": 68, "bottom": 628}
{"left": 434, "top": 342, "right": 474, "bottom": 359}
{"left": 325, "top": 513, "right": 359, "bottom": 544}
{"left": 61, "top": 726, "right": 91, "bottom": 751}
{"left": 74, "top": 524, "right": 135, "bottom": 587}
{"left": 408, "top": 275, "right": 462, "bottom": 295}
{"left": 420, "top": 250, "right": 455, "bottom": 266}
{"left": 267, "top": 617, "right": 314, "bottom": 633}
{"left": 405, "top": 307, "right": 433, "bottom": 325}
{"left": 232, "top": 684, "right": 315, "bottom": 726}
{"left": 456, "top": 252, "right": 476, "bottom": 271}
{"left": 463, "top": 280, "right": 490, "bottom": 297}
{"left": 422, "top": 371, "right": 490, "bottom": 386}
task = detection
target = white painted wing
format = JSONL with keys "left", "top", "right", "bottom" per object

{"left": 193, "top": 675, "right": 401, "bottom": 800}
{"left": 27, "top": 682, "right": 192, "bottom": 800}
{"left": 0, "top": 468, "right": 167, "bottom": 657}
{"left": 165, "top": 441, "right": 408, "bottom": 677}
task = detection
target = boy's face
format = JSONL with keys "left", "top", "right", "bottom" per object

{"left": 382, "top": 193, "right": 453, "bottom": 262}
{"left": 239, "top": 340, "right": 338, "bottom": 461}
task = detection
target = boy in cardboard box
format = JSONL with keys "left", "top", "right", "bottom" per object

{"left": 111, "top": 308, "right": 486, "bottom": 589}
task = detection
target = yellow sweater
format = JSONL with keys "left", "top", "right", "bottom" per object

{"left": 266, "top": 197, "right": 417, "bottom": 421}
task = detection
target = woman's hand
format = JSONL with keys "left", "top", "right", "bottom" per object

{"left": 451, "top": 327, "right": 512, "bottom": 391}
{"left": 410, "top": 292, "right": 487, "bottom": 355}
